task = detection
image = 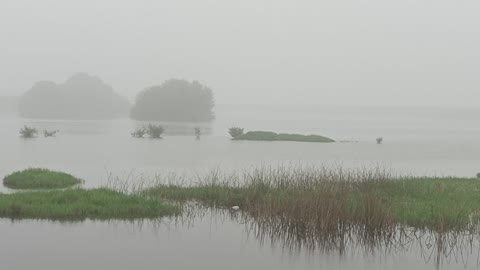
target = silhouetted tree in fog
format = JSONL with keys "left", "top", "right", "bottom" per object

{"left": 130, "top": 79, "right": 215, "bottom": 122}
{"left": 18, "top": 73, "right": 130, "bottom": 119}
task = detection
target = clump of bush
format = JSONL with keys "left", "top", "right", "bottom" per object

{"left": 44, "top": 130, "right": 59, "bottom": 137}
{"left": 131, "top": 124, "right": 165, "bottom": 139}
{"left": 131, "top": 128, "right": 147, "bottom": 138}
{"left": 19, "top": 125, "right": 38, "bottom": 138}
{"left": 146, "top": 124, "right": 165, "bottom": 139}
{"left": 228, "top": 127, "right": 244, "bottom": 138}
{"left": 194, "top": 128, "right": 201, "bottom": 139}
{"left": 376, "top": 137, "right": 384, "bottom": 144}
{"left": 477, "top": 173, "right": 480, "bottom": 179}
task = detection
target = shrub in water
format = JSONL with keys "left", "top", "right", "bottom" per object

{"left": 19, "top": 125, "right": 38, "bottom": 138}
{"left": 131, "top": 128, "right": 147, "bottom": 138}
{"left": 146, "top": 124, "right": 165, "bottom": 139}
{"left": 44, "top": 130, "right": 59, "bottom": 137}
{"left": 194, "top": 128, "right": 201, "bottom": 139}
{"left": 228, "top": 127, "right": 244, "bottom": 138}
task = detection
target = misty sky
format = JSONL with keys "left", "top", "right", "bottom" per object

{"left": 1, "top": 0, "right": 479, "bottom": 106}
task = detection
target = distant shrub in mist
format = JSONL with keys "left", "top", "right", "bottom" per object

{"left": 131, "top": 128, "right": 147, "bottom": 138}
{"left": 43, "top": 130, "right": 59, "bottom": 137}
{"left": 19, "top": 126, "right": 38, "bottom": 138}
{"left": 228, "top": 127, "right": 244, "bottom": 138}
{"left": 146, "top": 124, "right": 165, "bottom": 139}
{"left": 194, "top": 127, "right": 201, "bottom": 139}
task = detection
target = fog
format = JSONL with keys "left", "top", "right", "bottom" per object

{"left": 1, "top": 0, "right": 479, "bottom": 106}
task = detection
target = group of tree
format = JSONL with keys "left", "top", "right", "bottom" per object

{"left": 18, "top": 73, "right": 130, "bottom": 119}
{"left": 18, "top": 74, "right": 215, "bottom": 122}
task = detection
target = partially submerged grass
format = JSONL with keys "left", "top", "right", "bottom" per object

{"left": 233, "top": 131, "right": 335, "bottom": 143}
{"left": 145, "top": 167, "right": 480, "bottom": 232}
{"left": 377, "top": 177, "right": 480, "bottom": 230}
{"left": 0, "top": 188, "right": 179, "bottom": 221}
{"left": 3, "top": 168, "right": 83, "bottom": 190}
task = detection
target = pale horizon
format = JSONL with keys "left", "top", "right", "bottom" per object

{"left": 1, "top": 0, "right": 479, "bottom": 107}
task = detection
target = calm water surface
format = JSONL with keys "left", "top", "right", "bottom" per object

{"left": 0, "top": 105, "right": 479, "bottom": 269}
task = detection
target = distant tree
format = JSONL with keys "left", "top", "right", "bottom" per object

{"left": 18, "top": 73, "right": 130, "bottom": 119}
{"left": 229, "top": 127, "right": 244, "bottom": 138}
{"left": 146, "top": 124, "right": 165, "bottom": 139}
{"left": 19, "top": 126, "right": 38, "bottom": 138}
{"left": 376, "top": 137, "right": 383, "bottom": 144}
{"left": 130, "top": 79, "right": 215, "bottom": 122}
{"left": 477, "top": 172, "right": 480, "bottom": 179}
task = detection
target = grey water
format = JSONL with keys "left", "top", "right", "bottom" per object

{"left": 1, "top": 104, "right": 480, "bottom": 269}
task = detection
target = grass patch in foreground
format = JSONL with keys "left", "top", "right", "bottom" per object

{"left": 3, "top": 168, "right": 82, "bottom": 190}
{"left": 144, "top": 168, "right": 480, "bottom": 231}
{"left": 233, "top": 131, "right": 335, "bottom": 143}
{"left": 0, "top": 188, "right": 179, "bottom": 221}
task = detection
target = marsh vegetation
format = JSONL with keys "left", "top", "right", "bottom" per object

{"left": 3, "top": 164, "right": 480, "bottom": 261}
{"left": 145, "top": 166, "right": 480, "bottom": 232}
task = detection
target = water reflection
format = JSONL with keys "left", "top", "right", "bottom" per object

{"left": 230, "top": 212, "right": 478, "bottom": 269}
{"left": 1, "top": 207, "right": 480, "bottom": 269}
{"left": 167, "top": 206, "right": 480, "bottom": 269}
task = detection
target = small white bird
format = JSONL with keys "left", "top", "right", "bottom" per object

{"left": 231, "top": 206, "right": 240, "bottom": 211}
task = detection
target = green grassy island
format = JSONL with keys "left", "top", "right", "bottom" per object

{"left": 3, "top": 168, "right": 83, "bottom": 190}
{"left": 232, "top": 131, "right": 335, "bottom": 143}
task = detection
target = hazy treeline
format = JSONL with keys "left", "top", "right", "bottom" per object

{"left": 18, "top": 73, "right": 130, "bottom": 119}
{"left": 17, "top": 74, "right": 215, "bottom": 122}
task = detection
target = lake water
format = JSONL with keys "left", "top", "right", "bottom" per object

{"left": 0, "top": 104, "right": 479, "bottom": 269}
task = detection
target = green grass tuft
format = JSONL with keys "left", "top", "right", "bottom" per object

{"left": 3, "top": 168, "right": 83, "bottom": 190}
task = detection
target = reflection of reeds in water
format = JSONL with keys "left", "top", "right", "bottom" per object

{"left": 108, "top": 165, "right": 480, "bottom": 269}
{"left": 235, "top": 210, "right": 480, "bottom": 269}
{"left": 110, "top": 206, "right": 480, "bottom": 269}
